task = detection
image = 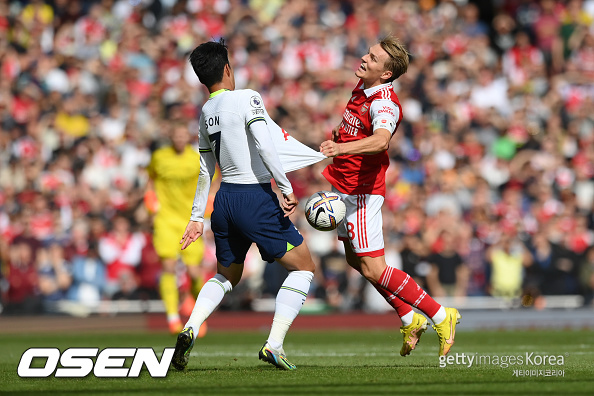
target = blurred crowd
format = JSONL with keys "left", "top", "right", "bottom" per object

{"left": 1, "top": 0, "right": 594, "bottom": 316}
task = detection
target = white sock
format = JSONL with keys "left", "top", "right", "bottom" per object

{"left": 267, "top": 270, "right": 313, "bottom": 351}
{"left": 185, "top": 274, "right": 232, "bottom": 340}
{"left": 431, "top": 306, "right": 446, "bottom": 325}
{"left": 400, "top": 310, "right": 414, "bottom": 327}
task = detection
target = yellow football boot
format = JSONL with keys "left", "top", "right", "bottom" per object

{"left": 432, "top": 307, "right": 461, "bottom": 356}
{"left": 400, "top": 312, "right": 428, "bottom": 356}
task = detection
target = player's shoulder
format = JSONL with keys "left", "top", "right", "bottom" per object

{"left": 152, "top": 145, "right": 174, "bottom": 159}
{"left": 371, "top": 99, "right": 400, "bottom": 111}
{"left": 230, "top": 89, "right": 266, "bottom": 112}
{"left": 238, "top": 88, "right": 262, "bottom": 96}
{"left": 371, "top": 87, "right": 400, "bottom": 108}
{"left": 370, "top": 94, "right": 400, "bottom": 120}
{"left": 148, "top": 145, "right": 172, "bottom": 169}
{"left": 226, "top": 88, "right": 261, "bottom": 99}
{"left": 371, "top": 84, "right": 396, "bottom": 98}
{"left": 236, "top": 88, "right": 262, "bottom": 99}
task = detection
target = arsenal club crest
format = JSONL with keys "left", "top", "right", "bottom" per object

{"left": 361, "top": 103, "right": 369, "bottom": 114}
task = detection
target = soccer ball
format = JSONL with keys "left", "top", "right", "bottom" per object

{"left": 304, "top": 191, "right": 346, "bottom": 231}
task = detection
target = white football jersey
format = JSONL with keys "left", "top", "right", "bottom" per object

{"left": 198, "top": 89, "right": 283, "bottom": 186}
{"left": 192, "top": 88, "right": 328, "bottom": 222}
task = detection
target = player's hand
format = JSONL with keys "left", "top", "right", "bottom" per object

{"left": 320, "top": 140, "right": 341, "bottom": 157}
{"left": 180, "top": 221, "right": 204, "bottom": 250}
{"left": 282, "top": 193, "right": 298, "bottom": 217}
{"left": 331, "top": 124, "right": 341, "bottom": 142}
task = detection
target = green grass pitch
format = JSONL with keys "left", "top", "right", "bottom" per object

{"left": 1, "top": 328, "right": 593, "bottom": 395}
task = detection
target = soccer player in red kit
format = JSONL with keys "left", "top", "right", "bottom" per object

{"left": 320, "top": 36, "right": 460, "bottom": 357}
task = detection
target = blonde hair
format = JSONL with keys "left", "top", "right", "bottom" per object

{"left": 379, "top": 36, "right": 410, "bottom": 82}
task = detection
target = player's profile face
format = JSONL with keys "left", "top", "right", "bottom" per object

{"left": 355, "top": 44, "right": 391, "bottom": 85}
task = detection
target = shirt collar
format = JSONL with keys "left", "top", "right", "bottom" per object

{"left": 360, "top": 82, "right": 392, "bottom": 98}
{"left": 209, "top": 88, "right": 230, "bottom": 98}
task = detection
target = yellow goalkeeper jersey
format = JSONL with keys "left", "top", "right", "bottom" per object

{"left": 147, "top": 145, "right": 200, "bottom": 224}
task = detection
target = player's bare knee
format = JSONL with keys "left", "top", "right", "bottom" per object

{"left": 279, "top": 256, "right": 315, "bottom": 273}
{"left": 297, "top": 245, "right": 316, "bottom": 273}
{"left": 278, "top": 244, "right": 315, "bottom": 273}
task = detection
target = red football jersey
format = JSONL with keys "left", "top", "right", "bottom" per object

{"left": 322, "top": 80, "right": 403, "bottom": 196}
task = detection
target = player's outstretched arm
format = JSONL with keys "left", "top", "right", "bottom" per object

{"left": 320, "top": 128, "right": 391, "bottom": 157}
{"left": 322, "top": 98, "right": 399, "bottom": 157}
{"left": 180, "top": 221, "right": 204, "bottom": 250}
{"left": 248, "top": 119, "right": 294, "bottom": 200}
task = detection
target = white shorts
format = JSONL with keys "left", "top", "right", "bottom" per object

{"left": 333, "top": 187, "right": 385, "bottom": 257}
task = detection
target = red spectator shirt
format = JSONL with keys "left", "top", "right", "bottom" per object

{"left": 322, "top": 80, "right": 402, "bottom": 196}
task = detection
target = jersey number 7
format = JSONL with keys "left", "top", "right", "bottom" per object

{"left": 209, "top": 131, "right": 221, "bottom": 163}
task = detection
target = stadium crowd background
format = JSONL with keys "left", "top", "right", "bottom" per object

{"left": 1, "top": 0, "right": 594, "bottom": 316}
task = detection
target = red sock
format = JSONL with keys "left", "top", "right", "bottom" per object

{"left": 378, "top": 266, "right": 441, "bottom": 317}
{"left": 373, "top": 283, "right": 413, "bottom": 317}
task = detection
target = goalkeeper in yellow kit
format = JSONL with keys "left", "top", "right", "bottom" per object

{"left": 146, "top": 124, "right": 207, "bottom": 336}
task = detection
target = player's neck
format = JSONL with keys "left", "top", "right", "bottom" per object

{"left": 361, "top": 79, "right": 387, "bottom": 90}
{"left": 208, "top": 82, "right": 233, "bottom": 95}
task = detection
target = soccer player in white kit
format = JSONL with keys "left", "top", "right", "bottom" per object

{"left": 171, "top": 39, "right": 316, "bottom": 371}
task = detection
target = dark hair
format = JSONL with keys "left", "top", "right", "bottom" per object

{"left": 189, "top": 39, "right": 230, "bottom": 88}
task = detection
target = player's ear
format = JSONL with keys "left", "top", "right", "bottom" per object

{"left": 381, "top": 69, "right": 393, "bottom": 82}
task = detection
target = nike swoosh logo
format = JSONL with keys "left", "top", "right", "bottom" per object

{"left": 407, "top": 328, "right": 420, "bottom": 347}
{"left": 314, "top": 207, "right": 325, "bottom": 224}
{"left": 445, "top": 316, "right": 455, "bottom": 345}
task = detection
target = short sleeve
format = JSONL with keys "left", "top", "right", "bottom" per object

{"left": 369, "top": 99, "right": 399, "bottom": 135}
